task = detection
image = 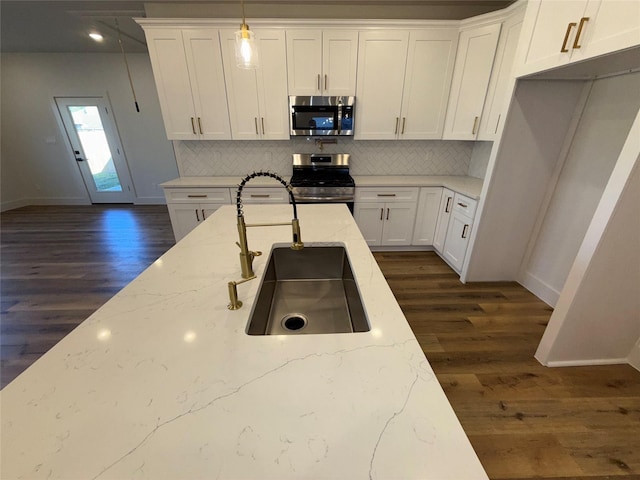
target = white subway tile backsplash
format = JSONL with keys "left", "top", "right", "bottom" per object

{"left": 175, "top": 138, "right": 474, "bottom": 177}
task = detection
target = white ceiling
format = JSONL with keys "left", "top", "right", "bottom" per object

{"left": 1, "top": 0, "right": 515, "bottom": 54}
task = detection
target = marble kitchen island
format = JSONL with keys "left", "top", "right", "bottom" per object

{"left": 1, "top": 204, "right": 487, "bottom": 480}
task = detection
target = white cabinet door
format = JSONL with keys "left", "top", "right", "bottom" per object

{"left": 381, "top": 202, "right": 417, "bottom": 246}
{"left": 433, "top": 188, "right": 454, "bottom": 253}
{"left": 256, "top": 30, "right": 290, "bottom": 140}
{"left": 182, "top": 29, "right": 232, "bottom": 140}
{"left": 286, "top": 30, "right": 323, "bottom": 96}
{"left": 517, "top": 0, "right": 640, "bottom": 77}
{"left": 322, "top": 30, "right": 358, "bottom": 96}
{"left": 167, "top": 204, "right": 201, "bottom": 241}
{"left": 412, "top": 187, "right": 443, "bottom": 245}
{"left": 400, "top": 29, "right": 458, "bottom": 140}
{"left": 355, "top": 31, "right": 409, "bottom": 140}
{"left": 286, "top": 30, "right": 358, "bottom": 96}
{"left": 221, "top": 29, "right": 288, "bottom": 140}
{"left": 144, "top": 28, "right": 199, "bottom": 140}
{"left": 354, "top": 202, "right": 386, "bottom": 246}
{"left": 442, "top": 212, "right": 473, "bottom": 272}
{"left": 443, "top": 23, "right": 501, "bottom": 140}
{"left": 478, "top": 7, "right": 525, "bottom": 140}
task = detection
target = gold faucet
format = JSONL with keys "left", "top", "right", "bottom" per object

{"left": 227, "top": 171, "right": 304, "bottom": 310}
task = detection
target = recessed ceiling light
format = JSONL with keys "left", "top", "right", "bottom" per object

{"left": 89, "top": 32, "right": 104, "bottom": 42}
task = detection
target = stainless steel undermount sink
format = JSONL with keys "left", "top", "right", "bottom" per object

{"left": 246, "top": 244, "right": 370, "bottom": 335}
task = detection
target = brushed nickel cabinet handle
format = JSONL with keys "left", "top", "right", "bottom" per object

{"left": 386, "top": 208, "right": 390, "bottom": 220}
{"left": 191, "top": 117, "right": 196, "bottom": 135}
{"left": 573, "top": 17, "right": 589, "bottom": 49}
{"left": 395, "top": 117, "right": 399, "bottom": 134}
{"left": 377, "top": 193, "right": 396, "bottom": 197}
{"left": 261, "top": 117, "right": 265, "bottom": 135}
{"left": 472, "top": 116, "right": 479, "bottom": 135}
{"left": 445, "top": 197, "right": 452, "bottom": 213}
{"left": 197, "top": 117, "right": 203, "bottom": 134}
{"left": 195, "top": 209, "right": 200, "bottom": 221}
{"left": 324, "top": 74, "right": 328, "bottom": 91}
{"left": 401, "top": 117, "right": 406, "bottom": 134}
{"left": 380, "top": 208, "right": 384, "bottom": 221}
{"left": 187, "top": 194, "right": 207, "bottom": 198}
{"left": 254, "top": 117, "right": 259, "bottom": 135}
{"left": 462, "top": 224, "right": 469, "bottom": 239}
{"left": 561, "top": 22, "right": 577, "bottom": 52}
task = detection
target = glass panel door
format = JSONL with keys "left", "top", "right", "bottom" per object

{"left": 56, "top": 97, "right": 134, "bottom": 203}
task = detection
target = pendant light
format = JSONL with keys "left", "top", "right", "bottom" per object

{"left": 234, "top": 0, "right": 259, "bottom": 69}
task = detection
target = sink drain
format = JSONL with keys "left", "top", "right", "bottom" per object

{"left": 282, "top": 313, "right": 308, "bottom": 331}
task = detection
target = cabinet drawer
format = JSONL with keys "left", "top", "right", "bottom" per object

{"left": 356, "top": 187, "right": 419, "bottom": 203}
{"left": 452, "top": 193, "right": 477, "bottom": 219}
{"left": 240, "top": 187, "right": 290, "bottom": 204}
{"left": 164, "top": 187, "right": 231, "bottom": 204}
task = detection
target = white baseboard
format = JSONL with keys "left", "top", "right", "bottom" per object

{"left": 134, "top": 196, "right": 166, "bottom": 205}
{"left": 543, "top": 357, "right": 628, "bottom": 367}
{"left": 27, "top": 197, "right": 90, "bottom": 206}
{"left": 628, "top": 340, "right": 640, "bottom": 372}
{"left": 1, "top": 198, "right": 30, "bottom": 212}
{"left": 519, "top": 271, "right": 560, "bottom": 307}
{"left": 368, "top": 245, "right": 435, "bottom": 252}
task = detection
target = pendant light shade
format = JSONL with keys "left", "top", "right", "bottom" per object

{"left": 234, "top": 0, "right": 258, "bottom": 69}
{"left": 235, "top": 23, "right": 259, "bottom": 69}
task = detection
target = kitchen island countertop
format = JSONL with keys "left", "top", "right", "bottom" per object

{"left": 1, "top": 204, "right": 487, "bottom": 480}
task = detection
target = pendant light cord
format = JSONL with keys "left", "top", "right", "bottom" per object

{"left": 115, "top": 18, "right": 140, "bottom": 112}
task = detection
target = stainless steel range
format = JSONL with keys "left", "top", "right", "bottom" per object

{"left": 290, "top": 154, "right": 355, "bottom": 213}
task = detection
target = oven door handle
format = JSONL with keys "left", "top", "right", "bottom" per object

{"left": 294, "top": 195, "right": 355, "bottom": 202}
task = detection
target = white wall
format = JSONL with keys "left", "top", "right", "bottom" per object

{"left": 521, "top": 72, "right": 640, "bottom": 306}
{"left": 0, "top": 53, "right": 178, "bottom": 210}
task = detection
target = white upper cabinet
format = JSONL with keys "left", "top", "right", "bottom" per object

{"left": 478, "top": 5, "right": 525, "bottom": 140}
{"left": 220, "top": 29, "right": 290, "bottom": 140}
{"left": 516, "top": 0, "right": 640, "bottom": 77}
{"left": 286, "top": 30, "right": 358, "bottom": 96}
{"left": 443, "top": 23, "right": 501, "bottom": 140}
{"left": 355, "top": 28, "right": 458, "bottom": 140}
{"left": 143, "top": 28, "right": 231, "bottom": 140}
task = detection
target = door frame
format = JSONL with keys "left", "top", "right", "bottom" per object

{"left": 54, "top": 94, "right": 136, "bottom": 203}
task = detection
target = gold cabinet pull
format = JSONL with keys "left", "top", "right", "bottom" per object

{"left": 472, "top": 116, "right": 479, "bottom": 135}
{"left": 380, "top": 208, "right": 384, "bottom": 221}
{"left": 261, "top": 117, "right": 265, "bottom": 135}
{"left": 324, "top": 74, "right": 328, "bottom": 91}
{"left": 191, "top": 117, "right": 196, "bottom": 135}
{"left": 445, "top": 196, "right": 452, "bottom": 213}
{"left": 401, "top": 117, "right": 406, "bottom": 134}
{"left": 187, "top": 194, "right": 207, "bottom": 198}
{"left": 250, "top": 194, "right": 270, "bottom": 198}
{"left": 201, "top": 209, "right": 206, "bottom": 219}
{"left": 195, "top": 209, "right": 200, "bottom": 221}
{"left": 458, "top": 202, "right": 468, "bottom": 208}
{"left": 494, "top": 114, "right": 501, "bottom": 134}
{"left": 394, "top": 117, "right": 399, "bottom": 134}
{"left": 197, "top": 117, "right": 203, "bottom": 134}
{"left": 561, "top": 22, "right": 577, "bottom": 52}
{"left": 254, "top": 117, "right": 259, "bottom": 135}
{"left": 386, "top": 208, "right": 390, "bottom": 221}
{"left": 462, "top": 224, "right": 469, "bottom": 239}
{"left": 317, "top": 74, "right": 321, "bottom": 91}
{"left": 377, "top": 193, "right": 396, "bottom": 197}
{"left": 573, "top": 17, "right": 589, "bottom": 49}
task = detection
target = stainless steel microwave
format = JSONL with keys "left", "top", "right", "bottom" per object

{"left": 289, "top": 96, "right": 355, "bottom": 136}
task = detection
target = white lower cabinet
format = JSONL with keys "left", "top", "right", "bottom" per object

{"left": 163, "top": 187, "right": 231, "bottom": 242}
{"left": 433, "top": 188, "right": 455, "bottom": 253}
{"left": 441, "top": 193, "right": 477, "bottom": 273}
{"left": 412, "top": 187, "right": 443, "bottom": 245}
{"left": 354, "top": 187, "right": 418, "bottom": 246}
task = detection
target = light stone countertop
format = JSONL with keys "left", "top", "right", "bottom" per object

{"left": 0, "top": 204, "right": 488, "bottom": 480}
{"left": 161, "top": 175, "right": 484, "bottom": 199}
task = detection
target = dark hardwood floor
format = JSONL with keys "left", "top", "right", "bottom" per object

{"left": 1, "top": 204, "right": 176, "bottom": 387}
{"left": 1, "top": 205, "right": 638, "bottom": 479}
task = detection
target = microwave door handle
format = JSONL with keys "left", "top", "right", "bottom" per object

{"left": 337, "top": 103, "right": 342, "bottom": 135}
